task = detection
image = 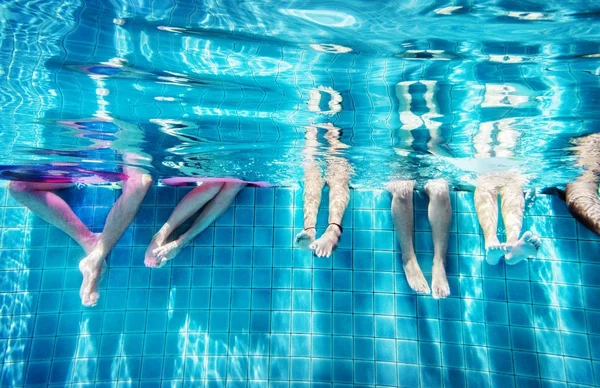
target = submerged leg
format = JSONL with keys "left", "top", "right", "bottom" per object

{"left": 424, "top": 179, "right": 451, "bottom": 299}
{"left": 79, "top": 169, "right": 152, "bottom": 306}
{"left": 310, "top": 157, "right": 350, "bottom": 258}
{"left": 153, "top": 182, "right": 246, "bottom": 265}
{"left": 386, "top": 180, "right": 430, "bottom": 295}
{"left": 501, "top": 184, "right": 540, "bottom": 264}
{"left": 145, "top": 182, "right": 224, "bottom": 267}
{"left": 295, "top": 160, "right": 324, "bottom": 249}
{"left": 566, "top": 180, "right": 600, "bottom": 236}
{"left": 8, "top": 181, "right": 99, "bottom": 253}
{"left": 474, "top": 185, "right": 505, "bottom": 265}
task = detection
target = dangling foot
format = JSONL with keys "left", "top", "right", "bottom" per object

{"left": 295, "top": 228, "right": 317, "bottom": 250}
{"left": 485, "top": 236, "right": 507, "bottom": 265}
{"left": 145, "top": 232, "right": 167, "bottom": 268}
{"left": 431, "top": 259, "right": 450, "bottom": 299}
{"left": 403, "top": 256, "right": 430, "bottom": 295}
{"left": 152, "top": 239, "right": 187, "bottom": 267}
{"left": 504, "top": 231, "right": 541, "bottom": 265}
{"left": 79, "top": 251, "right": 105, "bottom": 307}
{"left": 310, "top": 224, "right": 342, "bottom": 258}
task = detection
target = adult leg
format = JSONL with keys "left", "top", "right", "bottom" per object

{"left": 8, "top": 181, "right": 99, "bottom": 253}
{"left": 501, "top": 184, "right": 540, "bottom": 264}
{"left": 79, "top": 168, "right": 152, "bottom": 306}
{"left": 145, "top": 182, "right": 224, "bottom": 267}
{"left": 386, "top": 180, "right": 430, "bottom": 294}
{"left": 310, "top": 157, "right": 350, "bottom": 258}
{"left": 295, "top": 160, "right": 324, "bottom": 249}
{"left": 425, "top": 179, "right": 451, "bottom": 299}
{"left": 566, "top": 180, "right": 600, "bottom": 236}
{"left": 474, "top": 185, "right": 505, "bottom": 265}
{"left": 153, "top": 182, "right": 246, "bottom": 265}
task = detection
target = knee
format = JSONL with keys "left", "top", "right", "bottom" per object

{"left": 424, "top": 179, "right": 449, "bottom": 201}
{"left": 125, "top": 173, "right": 153, "bottom": 192}
{"left": 8, "top": 181, "right": 31, "bottom": 196}
{"left": 199, "top": 182, "right": 225, "bottom": 195}
{"left": 386, "top": 180, "right": 415, "bottom": 201}
{"left": 222, "top": 182, "right": 246, "bottom": 196}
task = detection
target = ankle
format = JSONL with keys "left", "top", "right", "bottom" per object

{"left": 326, "top": 223, "right": 342, "bottom": 235}
{"left": 484, "top": 236, "right": 500, "bottom": 249}
{"left": 176, "top": 235, "right": 190, "bottom": 247}
{"left": 401, "top": 252, "right": 417, "bottom": 263}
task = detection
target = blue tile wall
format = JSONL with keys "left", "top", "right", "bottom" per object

{"left": 0, "top": 185, "right": 599, "bottom": 387}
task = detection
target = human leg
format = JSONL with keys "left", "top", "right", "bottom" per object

{"left": 295, "top": 160, "right": 324, "bottom": 249}
{"left": 152, "top": 182, "right": 246, "bottom": 265}
{"left": 566, "top": 180, "right": 600, "bottom": 236}
{"left": 145, "top": 182, "right": 224, "bottom": 267}
{"left": 310, "top": 157, "right": 350, "bottom": 258}
{"left": 79, "top": 169, "right": 152, "bottom": 306}
{"left": 501, "top": 184, "right": 540, "bottom": 264}
{"left": 424, "top": 179, "right": 451, "bottom": 299}
{"left": 8, "top": 181, "right": 99, "bottom": 253}
{"left": 386, "top": 180, "right": 430, "bottom": 294}
{"left": 474, "top": 185, "right": 505, "bottom": 265}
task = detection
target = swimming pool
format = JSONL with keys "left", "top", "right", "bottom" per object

{"left": 1, "top": 0, "right": 600, "bottom": 386}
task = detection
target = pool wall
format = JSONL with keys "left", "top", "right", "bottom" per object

{"left": 0, "top": 185, "right": 598, "bottom": 387}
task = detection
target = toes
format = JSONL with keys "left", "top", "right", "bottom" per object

{"left": 432, "top": 284, "right": 450, "bottom": 299}
{"left": 410, "top": 279, "right": 430, "bottom": 294}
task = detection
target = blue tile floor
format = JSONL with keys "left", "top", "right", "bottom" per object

{"left": 0, "top": 184, "right": 599, "bottom": 387}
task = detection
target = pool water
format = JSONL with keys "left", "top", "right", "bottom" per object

{"left": 2, "top": 185, "right": 599, "bottom": 387}
{"left": 1, "top": 0, "right": 600, "bottom": 386}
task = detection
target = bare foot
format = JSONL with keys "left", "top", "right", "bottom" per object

{"left": 295, "top": 228, "right": 317, "bottom": 250}
{"left": 152, "top": 239, "right": 187, "bottom": 267}
{"left": 485, "top": 243, "right": 507, "bottom": 265}
{"left": 79, "top": 251, "right": 105, "bottom": 307}
{"left": 310, "top": 224, "right": 342, "bottom": 258}
{"left": 403, "top": 256, "right": 430, "bottom": 295}
{"left": 504, "top": 231, "right": 541, "bottom": 265}
{"left": 145, "top": 232, "right": 167, "bottom": 268}
{"left": 431, "top": 259, "right": 450, "bottom": 299}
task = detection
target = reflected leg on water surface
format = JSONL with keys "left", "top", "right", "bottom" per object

{"left": 501, "top": 184, "right": 540, "bottom": 264}
{"left": 153, "top": 182, "right": 246, "bottom": 266}
{"left": 8, "top": 181, "right": 99, "bottom": 253}
{"left": 310, "top": 157, "right": 350, "bottom": 258}
{"left": 79, "top": 168, "right": 151, "bottom": 306}
{"left": 145, "top": 182, "right": 224, "bottom": 267}
{"left": 387, "top": 180, "right": 430, "bottom": 295}
{"left": 425, "top": 179, "right": 451, "bottom": 299}
{"left": 474, "top": 185, "right": 505, "bottom": 265}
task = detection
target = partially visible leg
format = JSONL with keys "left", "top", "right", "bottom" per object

{"left": 474, "top": 185, "right": 504, "bottom": 265}
{"left": 295, "top": 160, "right": 324, "bottom": 249}
{"left": 500, "top": 184, "right": 524, "bottom": 246}
{"left": 145, "top": 182, "right": 224, "bottom": 267}
{"left": 424, "top": 179, "right": 451, "bottom": 299}
{"left": 79, "top": 169, "right": 152, "bottom": 306}
{"left": 310, "top": 157, "right": 350, "bottom": 258}
{"left": 501, "top": 184, "right": 540, "bottom": 264}
{"left": 8, "top": 181, "right": 99, "bottom": 253}
{"left": 386, "top": 180, "right": 430, "bottom": 294}
{"left": 153, "top": 182, "right": 246, "bottom": 265}
{"left": 566, "top": 180, "right": 600, "bottom": 236}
